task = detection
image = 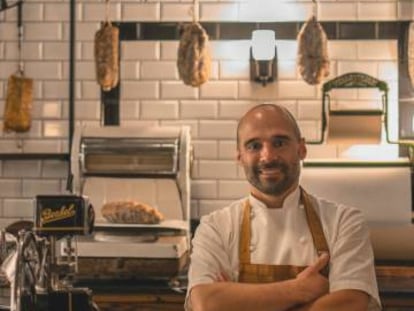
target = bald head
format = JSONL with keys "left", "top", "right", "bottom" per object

{"left": 237, "top": 104, "right": 302, "bottom": 148}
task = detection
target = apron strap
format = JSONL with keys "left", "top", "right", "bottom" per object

{"left": 239, "top": 200, "right": 251, "bottom": 264}
{"left": 239, "top": 189, "right": 330, "bottom": 264}
{"left": 300, "top": 187, "right": 330, "bottom": 256}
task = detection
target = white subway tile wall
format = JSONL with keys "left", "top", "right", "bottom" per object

{"left": 122, "top": 42, "right": 160, "bottom": 60}
{"left": 161, "top": 3, "right": 194, "bottom": 21}
{"left": 141, "top": 61, "right": 178, "bottom": 80}
{"left": 238, "top": 2, "right": 311, "bottom": 22}
{"left": 358, "top": 2, "right": 397, "bottom": 21}
{"left": 0, "top": 0, "right": 407, "bottom": 222}
{"left": 122, "top": 3, "right": 160, "bottom": 21}
{"left": 319, "top": 2, "right": 358, "bottom": 21}
{"left": 82, "top": 3, "right": 121, "bottom": 21}
{"left": 161, "top": 81, "right": 198, "bottom": 99}
{"left": 181, "top": 100, "right": 218, "bottom": 119}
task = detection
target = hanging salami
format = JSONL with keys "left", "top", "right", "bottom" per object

{"left": 297, "top": 15, "right": 330, "bottom": 85}
{"left": 3, "top": 2, "right": 33, "bottom": 133}
{"left": 94, "top": 0, "right": 119, "bottom": 92}
{"left": 3, "top": 74, "right": 33, "bottom": 133}
{"left": 177, "top": 22, "right": 211, "bottom": 87}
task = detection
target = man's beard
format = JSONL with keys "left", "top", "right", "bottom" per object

{"left": 244, "top": 160, "right": 300, "bottom": 196}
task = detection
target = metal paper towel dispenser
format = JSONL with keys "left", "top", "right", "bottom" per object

{"left": 311, "top": 72, "right": 389, "bottom": 145}
{"left": 301, "top": 165, "right": 414, "bottom": 261}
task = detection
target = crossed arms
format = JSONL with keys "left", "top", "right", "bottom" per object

{"left": 189, "top": 253, "right": 369, "bottom": 311}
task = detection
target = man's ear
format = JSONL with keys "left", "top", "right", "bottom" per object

{"left": 236, "top": 149, "right": 241, "bottom": 164}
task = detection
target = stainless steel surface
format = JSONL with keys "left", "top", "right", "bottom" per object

{"left": 301, "top": 165, "right": 414, "bottom": 260}
{"left": 80, "top": 137, "right": 179, "bottom": 175}
{"left": 71, "top": 125, "right": 191, "bottom": 226}
{"left": 69, "top": 125, "right": 192, "bottom": 278}
{"left": 2, "top": 196, "right": 96, "bottom": 311}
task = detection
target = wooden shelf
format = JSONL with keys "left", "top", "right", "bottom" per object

{"left": 0, "top": 153, "right": 69, "bottom": 161}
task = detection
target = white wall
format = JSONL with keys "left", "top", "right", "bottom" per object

{"left": 0, "top": 0, "right": 410, "bottom": 225}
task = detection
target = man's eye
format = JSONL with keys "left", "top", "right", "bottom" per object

{"left": 246, "top": 142, "right": 261, "bottom": 151}
{"left": 272, "top": 138, "right": 287, "bottom": 147}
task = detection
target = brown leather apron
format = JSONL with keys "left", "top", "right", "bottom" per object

{"left": 239, "top": 188, "right": 329, "bottom": 283}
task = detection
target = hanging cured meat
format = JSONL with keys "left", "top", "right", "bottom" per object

{"left": 3, "top": 74, "right": 33, "bottom": 133}
{"left": 94, "top": 22, "right": 119, "bottom": 91}
{"left": 177, "top": 22, "right": 211, "bottom": 87}
{"left": 297, "top": 15, "right": 330, "bottom": 85}
{"left": 3, "top": 2, "right": 33, "bottom": 133}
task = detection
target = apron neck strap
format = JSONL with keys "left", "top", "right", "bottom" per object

{"left": 300, "top": 187, "right": 330, "bottom": 255}
{"left": 239, "top": 199, "right": 251, "bottom": 264}
{"left": 239, "top": 189, "right": 330, "bottom": 265}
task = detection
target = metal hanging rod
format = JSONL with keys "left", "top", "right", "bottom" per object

{"left": 0, "top": 0, "right": 23, "bottom": 12}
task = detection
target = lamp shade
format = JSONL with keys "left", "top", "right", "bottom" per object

{"left": 251, "top": 30, "right": 276, "bottom": 61}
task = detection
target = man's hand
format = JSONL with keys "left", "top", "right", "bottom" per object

{"left": 294, "top": 253, "right": 330, "bottom": 304}
{"left": 191, "top": 254, "right": 330, "bottom": 311}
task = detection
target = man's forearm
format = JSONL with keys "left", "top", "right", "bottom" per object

{"left": 290, "top": 290, "right": 370, "bottom": 311}
{"left": 189, "top": 254, "right": 330, "bottom": 311}
{"left": 190, "top": 279, "right": 306, "bottom": 311}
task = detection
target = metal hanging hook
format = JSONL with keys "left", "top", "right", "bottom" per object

{"left": 312, "top": 0, "right": 318, "bottom": 18}
{"left": 188, "top": 0, "right": 198, "bottom": 23}
{"left": 105, "top": 0, "right": 110, "bottom": 23}
{"left": 17, "top": 0, "right": 24, "bottom": 75}
{"left": 0, "top": 0, "right": 22, "bottom": 12}
{"left": 0, "top": 0, "right": 7, "bottom": 10}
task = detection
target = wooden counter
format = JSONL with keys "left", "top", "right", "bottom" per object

{"left": 89, "top": 280, "right": 185, "bottom": 311}
{"left": 94, "top": 293, "right": 184, "bottom": 311}
{"left": 376, "top": 265, "right": 414, "bottom": 311}
{"left": 88, "top": 267, "right": 414, "bottom": 311}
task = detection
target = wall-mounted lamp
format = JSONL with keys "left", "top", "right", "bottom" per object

{"left": 250, "top": 30, "right": 277, "bottom": 87}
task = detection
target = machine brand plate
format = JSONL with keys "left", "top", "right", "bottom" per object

{"left": 35, "top": 195, "right": 89, "bottom": 236}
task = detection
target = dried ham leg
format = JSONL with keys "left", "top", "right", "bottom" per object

{"left": 3, "top": 74, "right": 33, "bottom": 133}
{"left": 94, "top": 22, "right": 119, "bottom": 91}
{"left": 177, "top": 22, "right": 211, "bottom": 87}
{"left": 297, "top": 16, "right": 330, "bottom": 85}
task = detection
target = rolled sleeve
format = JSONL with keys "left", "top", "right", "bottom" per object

{"left": 185, "top": 214, "right": 235, "bottom": 310}
{"left": 328, "top": 207, "right": 381, "bottom": 311}
{"left": 189, "top": 217, "right": 233, "bottom": 285}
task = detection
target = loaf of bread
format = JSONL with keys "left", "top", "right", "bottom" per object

{"left": 94, "top": 22, "right": 119, "bottom": 91}
{"left": 297, "top": 15, "right": 330, "bottom": 85}
{"left": 177, "top": 22, "right": 211, "bottom": 87}
{"left": 101, "top": 201, "right": 164, "bottom": 224}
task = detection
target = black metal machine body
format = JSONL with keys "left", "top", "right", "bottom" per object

{"left": 4, "top": 195, "right": 97, "bottom": 311}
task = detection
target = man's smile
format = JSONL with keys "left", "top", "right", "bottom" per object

{"left": 259, "top": 167, "right": 282, "bottom": 177}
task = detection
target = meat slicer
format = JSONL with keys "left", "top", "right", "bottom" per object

{"left": 0, "top": 195, "right": 97, "bottom": 311}
{"left": 68, "top": 125, "right": 192, "bottom": 282}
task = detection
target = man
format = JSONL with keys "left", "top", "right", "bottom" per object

{"left": 185, "top": 104, "right": 381, "bottom": 311}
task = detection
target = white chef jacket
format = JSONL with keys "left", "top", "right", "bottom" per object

{"left": 186, "top": 186, "right": 381, "bottom": 310}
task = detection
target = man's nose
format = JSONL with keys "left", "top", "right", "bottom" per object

{"left": 260, "top": 143, "right": 277, "bottom": 161}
